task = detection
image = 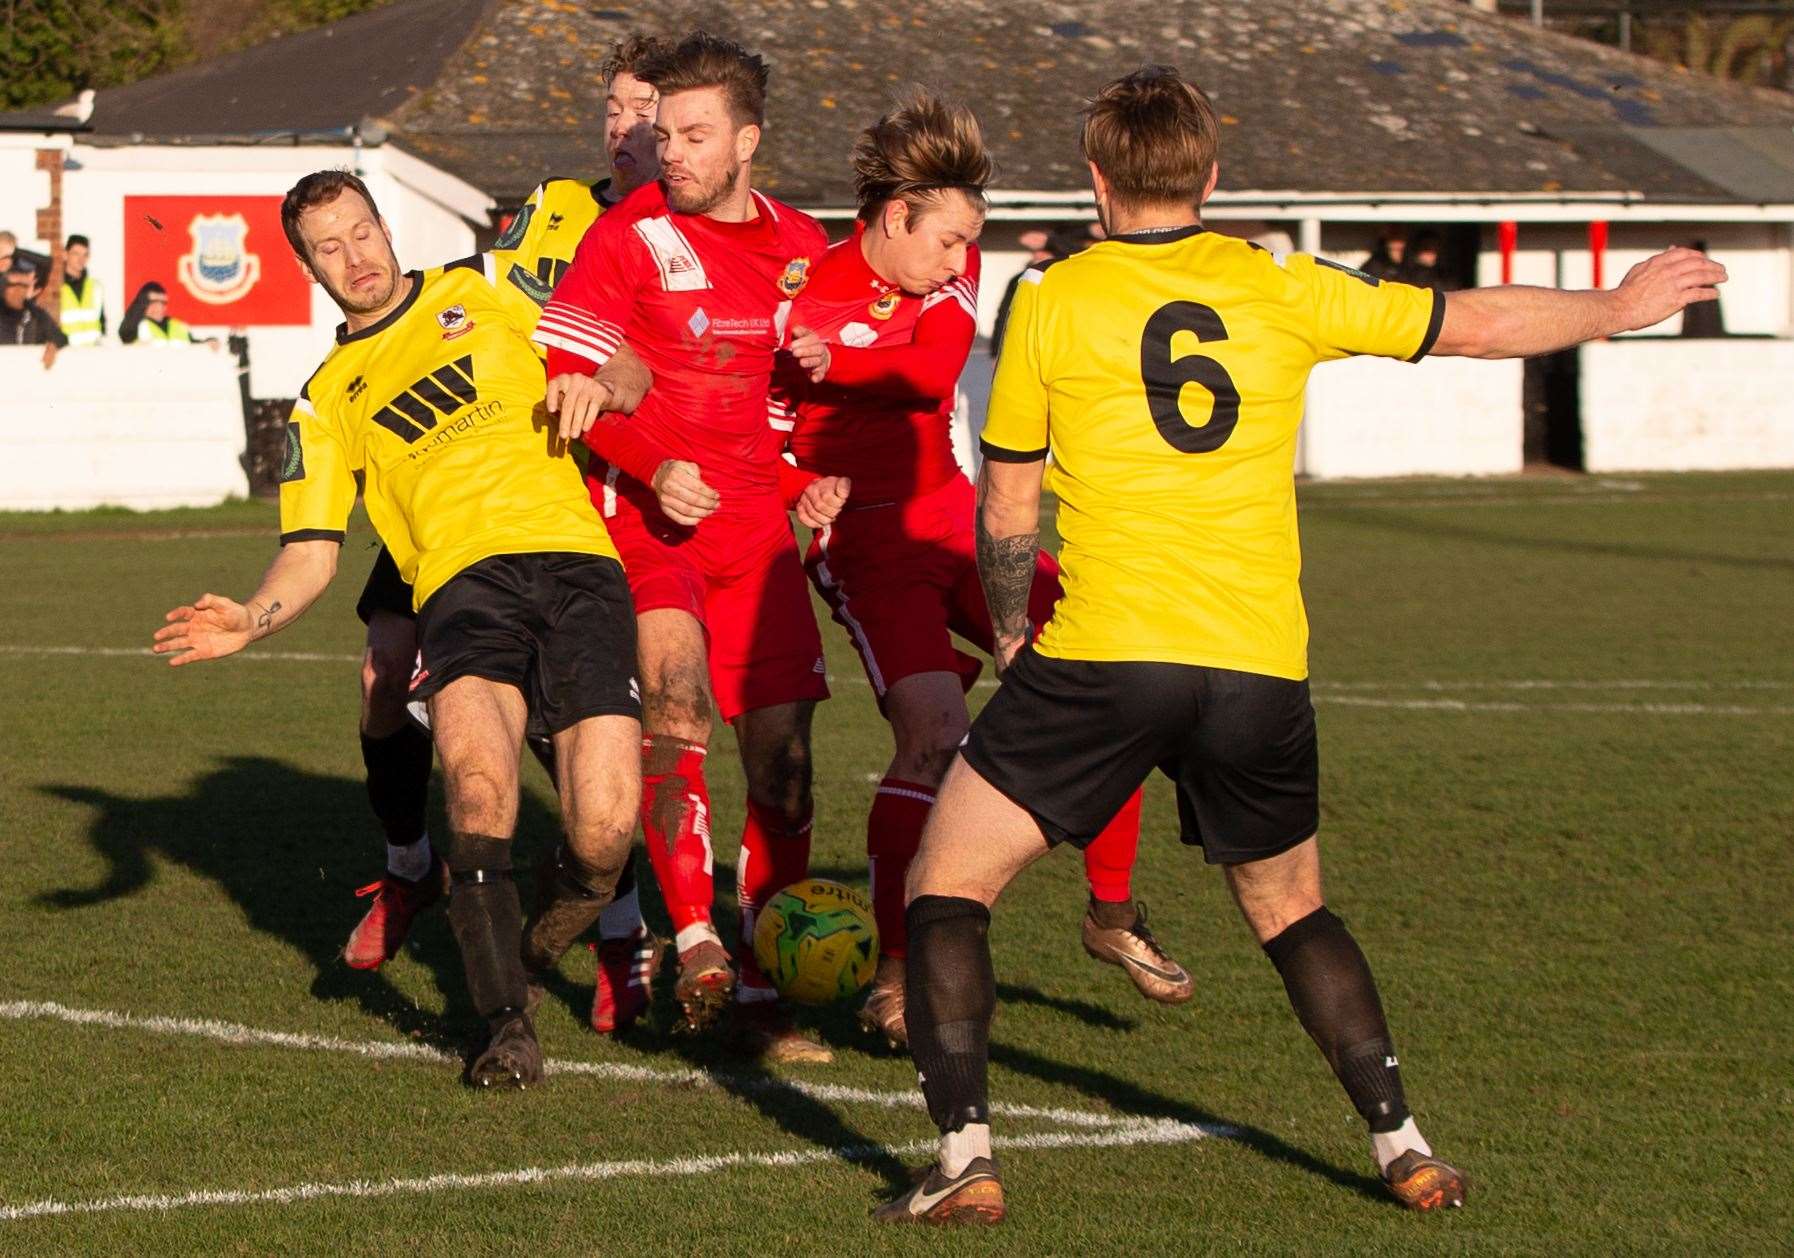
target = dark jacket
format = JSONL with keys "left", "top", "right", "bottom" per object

{"left": 0, "top": 301, "right": 69, "bottom": 347}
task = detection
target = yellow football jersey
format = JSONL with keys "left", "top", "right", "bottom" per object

{"left": 981, "top": 226, "right": 1442, "bottom": 679}
{"left": 492, "top": 176, "right": 614, "bottom": 306}
{"left": 278, "top": 253, "right": 616, "bottom": 610}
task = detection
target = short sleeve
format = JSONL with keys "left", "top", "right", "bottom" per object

{"left": 1288, "top": 254, "right": 1444, "bottom": 363}
{"left": 277, "top": 387, "right": 357, "bottom": 545}
{"left": 532, "top": 213, "right": 643, "bottom": 368}
{"left": 492, "top": 181, "right": 548, "bottom": 255}
{"left": 979, "top": 265, "right": 1050, "bottom": 462}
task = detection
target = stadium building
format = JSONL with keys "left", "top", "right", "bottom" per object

{"left": 4, "top": 0, "right": 1794, "bottom": 507}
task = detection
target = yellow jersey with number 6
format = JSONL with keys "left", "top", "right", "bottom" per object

{"left": 979, "top": 226, "right": 1442, "bottom": 680}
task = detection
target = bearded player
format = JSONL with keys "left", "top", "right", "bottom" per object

{"left": 345, "top": 34, "right": 668, "bottom": 1039}
{"left": 777, "top": 95, "right": 1192, "bottom": 1050}
{"left": 535, "top": 32, "right": 848, "bottom": 1062}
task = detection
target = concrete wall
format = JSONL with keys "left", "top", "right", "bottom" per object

{"left": 1580, "top": 337, "right": 1794, "bottom": 471}
{"left": 0, "top": 345, "right": 248, "bottom": 509}
{"left": 0, "top": 138, "right": 57, "bottom": 254}
{"left": 57, "top": 142, "right": 490, "bottom": 400}
{"left": 1302, "top": 355, "right": 1525, "bottom": 478}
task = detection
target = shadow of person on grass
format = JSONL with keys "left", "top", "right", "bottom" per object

{"left": 33, "top": 754, "right": 557, "bottom": 1054}
{"left": 988, "top": 1036, "right": 1390, "bottom": 1205}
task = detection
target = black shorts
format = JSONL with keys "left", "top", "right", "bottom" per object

{"left": 961, "top": 651, "right": 1318, "bottom": 865}
{"left": 356, "top": 546, "right": 415, "bottom": 625}
{"left": 411, "top": 552, "right": 640, "bottom": 735}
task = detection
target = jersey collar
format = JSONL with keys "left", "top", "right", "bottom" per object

{"left": 1107, "top": 224, "right": 1207, "bottom": 245}
{"left": 335, "top": 271, "right": 424, "bottom": 344}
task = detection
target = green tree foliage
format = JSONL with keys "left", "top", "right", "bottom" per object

{"left": 0, "top": 0, "right": 389, "bottom": 113}
{"left": 1, "top": 1, "right": 185, "bottom": 110}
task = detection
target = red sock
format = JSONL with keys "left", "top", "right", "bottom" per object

{"left": 736, "top": 796, "right": 813, "bottom": 994}
{"left": 1083, "top": 787, "right": 1143, "bottom": 904}
{"left": 639, "top": 735, "right": 718, "bottom": 951}
{"left": 866, "top": 777, "right": 935, "bottom": 958}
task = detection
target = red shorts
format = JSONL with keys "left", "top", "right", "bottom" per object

{"left": 597, "top": 475, "right": 828, "bottom": 723}
{"left": 804, "top": 474, "right": 1062, "bottom": 705}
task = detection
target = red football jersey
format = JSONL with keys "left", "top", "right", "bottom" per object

{"left": 782, "top": 225, "right": 980, "bottom": 503}
{"left": 535, "top": 181, "right": 828, "bottom": 508}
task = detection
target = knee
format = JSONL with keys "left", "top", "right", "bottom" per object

{"left": 360, "top": 646, "right": 413, "bottom": 731}
{"left": 562, "top": 815, "right": 632, "bottom": 882}
{"left": 746, "top": 734, "right": 812, "bottom": 819}
{"left": 890, "top": 712, "right": 966, "bottom": 787}
{"left": 642, "top": 673, "right": 711, "bottom": 743}
{"left": 446, "top": 763, "right": 512, "bottom": 833}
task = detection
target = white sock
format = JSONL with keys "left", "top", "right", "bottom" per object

{"left": 674, "top": 921, "right": 723, "bottom": 955}
{"left": 598, "top": 884, "right": 646, "bottom": 940}
{"left": 1371, "top": 1117, "right": 1431, "bottom": 1174}
{"left": 386, "top": 834, "right": 431, "bottom": 882}
{"left": 940, "top": 1123, "right": 992, "bottom": 1177}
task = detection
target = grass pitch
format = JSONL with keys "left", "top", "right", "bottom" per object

{"left": 1, "top": 471, "right": 1790, "bottom": 1254}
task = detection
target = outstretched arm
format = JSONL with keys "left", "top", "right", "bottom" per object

{"left": 975, "top": 454, "right": 1046, "bottom": 676}
{"left": 1432, "top": 246, "right": 1726, "bottom": 359}
{"left": 152, "top": 539, "right": 339, "bottom": 666}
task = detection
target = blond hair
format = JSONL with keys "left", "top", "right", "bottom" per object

{"left": 852, "top": 92, "right": 993, "bottom": 225}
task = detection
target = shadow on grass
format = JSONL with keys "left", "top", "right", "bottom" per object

{"left": 32, "top": 754, "right": 567, "bottom": 1056}
{"left": 989, "top": 1038, "right": 1389, "bottom": 1206}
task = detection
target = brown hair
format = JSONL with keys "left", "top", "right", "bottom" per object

{"left": 852, "top": 92, "right": 992, "bottom": 226}
{"left": 281, "top": 169, "right": 381, "bottom": 261}
{"left": 637, "top": 31, "right": 768, "bottom": 128}
{"left": 1079, "top": 66, "right": 1220, "bottom": 208}
{"left": 602, "top": 32, "right": 671, "bottom": 85}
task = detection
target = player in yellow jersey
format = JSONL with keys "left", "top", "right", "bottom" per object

{"left": 343, "top": 35, "right": 670, "bottom": 1041}
{"left": 153, "top": 170, "right": 655, "bottom": 1089}
{"left": 880, "top": 68, "right": 1726, "bottom": 1223}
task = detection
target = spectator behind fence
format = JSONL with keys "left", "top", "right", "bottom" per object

{"left": 0, "top": 230, "right": 51, "bottom": 289}
{"left": 59, "top": 234, "right": 106, "bottom": 346}
{"left": 1361, "top": 225, "right": 1408, "bottom": 281}
{"left": 1679, "top": 240, "right": 1727, "bottom": 338}
{"left": 1402, "top": 231, "right": 1458, "bottom": 291}
{"left": 2, "top": 256, "right": 67, "bottom": 369}
{"left": 120, "top": 282, "right": 218, "bottom": 348}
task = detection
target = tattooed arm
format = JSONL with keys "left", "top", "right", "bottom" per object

{"left": 975, "top": 453, "right": 1047, "bottom": 677}
{"left": 152, "top": 539, "right": 339, "bottom": 667}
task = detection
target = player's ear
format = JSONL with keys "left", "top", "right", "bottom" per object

{"left": 378, "top": 217, "right": 395, "bottom": 251}
{"left": 1087, "top": 161, "right": 1108, "bottom": 204}
{"left": 883, "top": 198, "right": 908, "bottom": 238}
{"left": 735, "top": 123, "right": 761, "bottom": 164}
{"left": 1201, "top": 161, "right": 1219, "bottom": 206}
{"left": 293, "top": 251, "right": 319, "bottom": 286}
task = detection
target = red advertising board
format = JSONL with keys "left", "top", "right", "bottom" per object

{"left": 124, "top": 195, "right": 311, "bottom": 326}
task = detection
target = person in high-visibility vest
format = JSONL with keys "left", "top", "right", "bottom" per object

{"left": 120, "top": 282, "right": 217, "bottom": 348}
{"left": 58, "top": 234, "right": 105, "bottom": 347}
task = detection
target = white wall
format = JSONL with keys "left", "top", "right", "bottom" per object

{"left": 1580, "top": 338, "right": 1794, "bottom": 472}
{"left": 0, "top": 345, "right": 248, "bottom": 509}
{"left": 0, "top": 137, "right": 59, "bottom": 254}
{"left": 1302, "top": 355, "right": 1525, "bottom": 478}
{"left": 58, "top": 142, "right": 490, "bottom": 399}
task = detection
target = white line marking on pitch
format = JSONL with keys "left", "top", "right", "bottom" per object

{"left": 0, "top": 1000, "right": 1122, "bottom": 1129}
{"left": 0, "top": 1120, "right": 1215, "bottom": 1223}
{"left": 0, "top": 1000, "right": 1223, "bottom": 1225}
{"left": 5, "top": 645, "right": 1788, "bottom": 715}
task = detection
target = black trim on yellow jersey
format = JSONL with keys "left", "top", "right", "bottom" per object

{"left": 1407, "top": 288, "right": 1446, "bottom": 362}
{"left": 280, "top": 527, "right": 345, "bottom": 545}
{"left": 980, "top": 438, "right": 1049, "bottom": 463}
{"left": 444, "top": 255, "right": 483, "bottom": 274}
{"left": 1109, "top": 224, "right": 1206, "bottom": 245}
{"left": 591, "top": 178, "right": 614, "bottom": 208}
{"left": 335, "top": 272, "right": 424, "bottom": 345}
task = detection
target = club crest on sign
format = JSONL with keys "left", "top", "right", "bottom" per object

{"left": 778, "top": 256, "right": 811, "bottom": 298}
{"left": 176, "top": 213, "right": 262, "bottom": 305}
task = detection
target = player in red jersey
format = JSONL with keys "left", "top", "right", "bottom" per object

{"left": 779, "top": 95, "right": 1193, "bottom": 1048}
{"left": 535, "top": 33, "right": 847, "bottom": 1061}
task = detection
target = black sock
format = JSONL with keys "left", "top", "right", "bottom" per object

{"left": 1263, "top": 906, "right": 1410, "bottom": 1132}
{"left": 521, "top": 843, "right": 624, "bottom": 973}
{"left": 443, "top": 832, "right": 527, "bottom": 1024}
{"left": 360, "top": 724, "right": 433, "bottom": 848}
{"left": 905, "top": 895, "right": 995, "bottom": 1134}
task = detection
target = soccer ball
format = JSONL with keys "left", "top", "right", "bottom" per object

{"left": 751, "top": 879, "right": 879, "bottom": 1005}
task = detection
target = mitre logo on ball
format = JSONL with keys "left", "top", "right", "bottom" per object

{"left": 176, "top": 213, "right": 262, "bottom": 305}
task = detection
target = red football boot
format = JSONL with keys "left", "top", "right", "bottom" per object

{"left": 344, "top": 861, "right": 445, "bottom": 970}
{"left": 589, "top": 929, "right": 663, "bottom": 1034}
